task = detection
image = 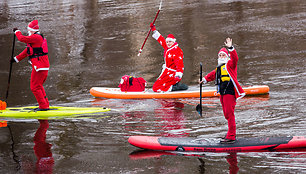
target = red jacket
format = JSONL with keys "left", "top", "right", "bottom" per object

{"left": 14, "top": 31, "right": 50, "bottom": 72}
{"left": 152, "top": 31, "right": 184, "bottom": 75}
{"left": 204, "top": 47, "right": 245, "bottom": 100}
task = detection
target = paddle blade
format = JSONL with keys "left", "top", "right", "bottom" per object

{"left": 196, "top": 104, "right": 202, "bottom": 116}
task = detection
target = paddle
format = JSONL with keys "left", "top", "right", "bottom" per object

{"left": 5, "top": 34, "right": 16, "bottom": 101}
{"left": 137, "top": 0, "right": 162, "bottom": 56}
{"left": 196, "top": 63, "right": 203, "bottom": 116}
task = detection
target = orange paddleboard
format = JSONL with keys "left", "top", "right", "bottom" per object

{"left": 90, "top": 85, "right": 269, "bottom": 99}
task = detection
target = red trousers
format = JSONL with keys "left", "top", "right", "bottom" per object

{"left": 30, "top": 70, "right": 49, "bottom": 109}
{"left": 220, "top": 94, "right": 236, "bottom": 140}
{"left": 153, "top": 69, "right": 179, "bottom": 92}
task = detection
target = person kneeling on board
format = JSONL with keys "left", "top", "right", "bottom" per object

{"left": 150, "top": 23, "right": 188, "bottom": 92}
{"left": 12, "top": 20, "right": 50, "bottom": 111}
{"left": 199, "top": 38, "right": 245, "bottom": 144}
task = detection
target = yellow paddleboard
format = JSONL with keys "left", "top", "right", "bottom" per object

{"left": 0, "top": 106, "right": 110, "bottom": 119}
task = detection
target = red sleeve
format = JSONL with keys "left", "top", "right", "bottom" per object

{"left": 157, "top": 35, "right": 167, "bottom": 50}
{"left": 15, "top": 31, "right": 42, "bottom": 62}
{"left": 227, "top": 48, "right": 238, "bottom": 69}
{"left": 16, "top": 48, "right": 29, "bottom": 62}
{"left": 15, "top": 31, "right": 37, "bottom": 44}
{"left": 152, "top": 30, "right": 167, "bottom": 50}
{"left": 204, "top": 69, "right": 216, "bottom": 82}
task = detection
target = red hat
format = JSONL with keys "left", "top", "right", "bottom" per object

{"left": 28, "top": 20, "right": 39, "bottom": 31}
{"left": 218, "top": 48, "right": 229, "bottom": 58}
{"left": 166, "top": 34, "right": 176, "bottom": 43}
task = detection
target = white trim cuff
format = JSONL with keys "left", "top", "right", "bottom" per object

{"left": 152, "top": 30, "right": 161, "bottom": 40}
{"left": 228, "top": 46, "right": 235, "bottom": 52}
{"left": 14, "top": 56, "right": 19, "bottom": 63}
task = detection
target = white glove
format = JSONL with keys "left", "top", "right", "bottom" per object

{"left": 199, "top": 77, "right": 207, "bottom": 84}
{"left": 175, "top": 72, "right": 183, "bottom": 79}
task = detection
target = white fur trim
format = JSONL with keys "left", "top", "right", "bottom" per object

{"left": 236, "top": 93, "right": 245, "bottom": 100}
{"left": 14, "top": 56, "right": 19, "bottom": 63}
{"left": 228, "top": 46, "right": 235, "bottom": 52}
{"left": 35, "top": 67, "right": 49, "bottom": 72}
{"left": 218, "top": 51, "right": 229, "bottom": 58}
{"left": 120, "top": 78, "right": 124, "bottom": 84}
{"left": 167, "top": 85, "right": 173, "bottom": 92}
{"left": 166, "top": 37, "right": 176, "bottom": 43}
{"left": 27, "top": 26, "right": 39, "bottom": 32}
{"left": 224, "top": 65, "right": 245, "bottom": 100}
{"left": 152, "top": 30, "right": 161, "bottom": 40}
{"left": 14, "top": 30, "right": 21, "bottom": 34}
{"left": 166, "top": 67, "right": 177, "bottom": 72}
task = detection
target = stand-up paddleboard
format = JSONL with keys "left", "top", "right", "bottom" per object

{"left": 90, "top": 85, "right": 269, "bottom": 99}
{"left": 128, "top": 136, "right": 306, "bottom": 152}
{"left": 0, "top": 106, "right": 110, "bottom": 119}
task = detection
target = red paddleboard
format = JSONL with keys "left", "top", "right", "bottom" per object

{"left": 128, "top": 136, "right": 306, "bottom": 152}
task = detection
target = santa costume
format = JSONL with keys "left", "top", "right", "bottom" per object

{"left": 151, "top": 27, "right": 184, "bottom": 92}
{"left": 203, "top": 46, "right": 245, "bottom": 141}
{"left": 14, "top": 20, "right": 50, "bottom": 110}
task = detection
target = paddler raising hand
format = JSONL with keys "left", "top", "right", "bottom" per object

{"left": 150, "top": 23, "right": 188, "bottom": 92}
{"left": 12, "top": 20, "right": 50, "bottom": 111}
{"left": 199, "top": 38, "right": 245, "bottom": 144}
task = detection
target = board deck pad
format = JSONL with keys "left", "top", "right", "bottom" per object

{"left": 0, "top": 106, "right": 110, "bottom": 119}
{"left": 128, "top": 136, "right": 306, "bottom": 152}
{"left": 90, "top": 85, "right": 269, "bottom": 99}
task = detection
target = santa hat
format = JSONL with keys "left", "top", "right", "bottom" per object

{"left": 218, "top": 47, "right": 229, "bottom": 58}
{"left": 27, "top": 20, "right": 39, "bottom": 32}
{"left": 166, "top": 34, "right": 176, "bottom": 43}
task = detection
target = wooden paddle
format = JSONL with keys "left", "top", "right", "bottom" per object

{"left": 196, "top": 63, "right": 203, "bottom": 116}
{"left": 5, "top": 34, "right": 16, "bottom": 101}
{"left": 137, "top": 0, "right": 162, "bottom": 56}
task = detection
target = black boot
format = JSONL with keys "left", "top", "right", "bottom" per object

{"left": 220, "top": 138, "right": 236, "bottom": 144}
{"left": 171, "top": 83, "right": 188, "bottom": 91}
{"left": 34, "top": 108, "right": 49, "bottom": 112}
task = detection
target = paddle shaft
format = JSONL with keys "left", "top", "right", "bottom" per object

{"left": 196, "top": 63, "right": 203, "bottom": 116}
{"left": 137, "top": 0, "right": 162, "bottom": 56}
{"left": 199, "top": 63, "right": 203, "bottom": 115}
{"left": 6, "top": 34, "right": 16, "bottom": 100}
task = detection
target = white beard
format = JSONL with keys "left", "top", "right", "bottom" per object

{"left": 218, "top": 58, "right": 229, "bottom": 66}
{"left": 28, "top": 31, "right": 32, "bottom": 36}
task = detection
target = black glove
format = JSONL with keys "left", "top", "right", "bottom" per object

{"left": 13, "top": 28, "right": 18, "bottom": 32}
{"left": 10, "top": 58, "right": 16, "bottom": 63}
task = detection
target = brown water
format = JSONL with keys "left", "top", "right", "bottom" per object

{"left": 0, "top": 0, "right": 306, "bottom": 173}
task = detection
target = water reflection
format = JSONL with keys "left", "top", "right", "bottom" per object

{"left": 0, "top": 0, "right": 305, "bottom": 172}
{"left": 18, "top": 120, "right": 54, "bottom": 173}
{"left": 120, "top": 99, "right": 188, "bottom": 137}
{"left": 129, "top": 150, "right": 239, "bottom": 174}
{"left": 226, "top": 153, "right": 239, "bottom": 174}
{"left": 7, "top": 125, "right": 21, "bottom": 171}
{"left": 33, "top": 120, "right": 54, "bottom": 173}
{"left": 154, "top": 100, "right": 187, "bottom": 137}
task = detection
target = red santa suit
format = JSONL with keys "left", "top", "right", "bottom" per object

{"left": 14, "top": 20, "right": 50, "bottom": 109}
{"left": 203, "top": 47, "right": 245, "bottom": 140}
{"left": 151, "top": 31, "right": 184, "bottom": 92}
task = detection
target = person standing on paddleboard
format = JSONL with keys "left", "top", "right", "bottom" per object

{"left": 199, "top": 38, "right": 245, "bottom": 144}
{"left": 12, "top": 20, "right": 50, "bottom": 111}
{"left": 150, "top": 23, "right": 188, "bottom": 92}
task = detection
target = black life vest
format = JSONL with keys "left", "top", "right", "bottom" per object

{"left": 215, "top": 64, "right": 235, "bottom": 95}
{"left": 27, "top": 32, "right": 48, "bottom": 59}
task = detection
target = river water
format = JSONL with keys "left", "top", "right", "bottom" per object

{"left": 0, "top": 0, "right": 305, "bottom": 173}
